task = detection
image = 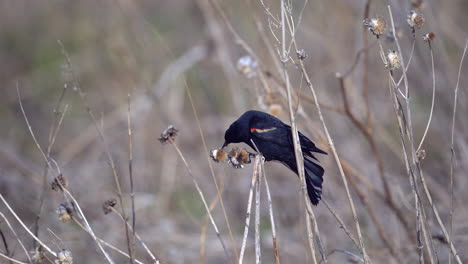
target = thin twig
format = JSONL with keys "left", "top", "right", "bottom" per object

{"left": 448, "top": 38, "right": 468, "bottom": 264}
{"left": 0, "top": 252, "right": 27, "bottom": 264}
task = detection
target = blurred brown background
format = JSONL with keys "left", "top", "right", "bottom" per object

{"left": 0, "top": 0, "right": 467, "bottom": 263}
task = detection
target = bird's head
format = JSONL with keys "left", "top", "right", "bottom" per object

{"left": 222, "top": 119, "right": 250, "bottom": 148}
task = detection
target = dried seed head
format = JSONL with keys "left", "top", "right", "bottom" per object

{"left": 237, "top": 56, "right": 258, "bottom": 78}
{"left": 386, "top": 50, "right": 401, "bottom": 70}
{"left": 416, "top": 149, "right": 426, "bottom": 161}
{"left": 103, "top": 199, "right": 117, "bottom": 215}
{"left": 228, "top": 148, "right": 252, "bottom": 168}
{"left": 363, "top": 16, "right": 387, "bottom": 37}
{"left": 158, "top": 125, "right": 178, "bottom": 144}
{"left": 269, "top": 104, "right": 282, "bottom": 116}
{"left": 56, "top": 203, "right": 73, "bottom": 223}
{"left": 408, "top": 11, "right": 425, "bottom": 30}
{"left": 32, "top": 247, "right": 45, "bottom": 263}
{"left": 297, "top": 49, "right": 307, "bottom": 60}
{"left": 423, "top": 32, "right": 436, "bottom": 42}
{"left": 210, "top": 148, "right": 228, "bottom": 163}
{"left": 51, "top": 174, "right": 67, "bottom": 192}
{"left": 55, "top": 250, "right": 73, "bottom": 264}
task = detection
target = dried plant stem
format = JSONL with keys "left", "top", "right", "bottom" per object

{"left": 0, "top": 252, "right": 27, "bottom": 264}
{"left": 104, "top": 208, "right": 160, "bottom": 263}
{"left": 416, "top": 41, "right": 436, "bottom": 151}
{"left": 168, "top": 138, "right": 231, "bottom": 263}
{"left": 58, "top": 41, "right": 133, "bottom": 261}
{"left": 127, "top": 94, "right": 136, "bottom": 264}
{"left": 71, "top": 217, "right": 152, "bottom": 264}
{"left": 283, "top": 11, "right": 369, "bottom": 264}
{"left": 184, "top": 80, "right": 238, "bottom": 261}
{"left": 322, "top": 200, "right": 360, "bottom": 249}
{"left": 449, "top": 38, "right": 468, "bottom": 264}
{"left": 16, "top": 86, "right": 114, "bottom": 263}
{"left": 262, "top": 162, "right": 280, "bottom": 264}
{"left": 239, "top": 155, "right": 261, "bottom": 264}
{"left": 255, "top": 159, "right": 262, "bottom": 264}
{"left": 280, "top": 2, "right": 318, "bottom": 263}
{"left": 0, "top": 194, "right": 56, "bottom": 258}
{"left": 0, "top": 212, "right": 32, "bottom": 263}
{"left": 200, "top": 171, "right": 226, "bottom": 264}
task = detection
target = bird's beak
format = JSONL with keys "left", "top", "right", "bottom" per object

{"left": 221, "top": 141, "right": 228, "bottom": 149}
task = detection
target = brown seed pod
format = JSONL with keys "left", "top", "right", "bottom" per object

{"left": 210, "top": 148, "right": 228, "bottom": 163}
{"left": 228, "top": 147, "right": 252, "bottom": 168}
{"left": 103, "top": 199, "right": 117, "bottom": 215}
{"left": 56, "top": 203, "right": 73, "bottom": 223}
{"left": 51, "top": 174, "right": 67, "bottom": 191}
{"left": 423, "top": 32, "right": 436, "bottom": 42}
{"left": 158, "top": 125, "right": 178, "bottom": 144}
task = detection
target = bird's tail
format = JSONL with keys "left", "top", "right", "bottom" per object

{"left": 304, "top": 158, "right": 324, "bottom": 205}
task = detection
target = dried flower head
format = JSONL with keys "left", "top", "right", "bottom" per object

{"left": 51, "top": 174, "right": 67, "bottom": 191}
{"left": 103, "top": 199, "right": 117, "bottom": 214}
{"left": 32, "top": 247, "right": 45, "bottom": 263}
{"left": 228, "top": 147, "right": 252, "bottom": 168}
{"left": 416, "top": 149, "right": 426, "bottom": 161}
{"left": 408, "top": 11, "right": 425, "bottom": 30}
{"left": 210, "top": 148, "right": 228, "bottom": 163}
{"left": 237, "top": 56, "right": 258, "bottom": 78}
{"left": 297, "top": 49, "right": 307, "bottom": 60}
{"left": 55, "top": 250, "right": 73, "bottom": 264}
{"left": 56, "top": 203, "right": 73, "bottom": 223}
{"left": 363, "top": 16, "right": 387, "bottom": 37}
{"left": 423, "top": 32, "right": 436, "bottom": 42}
{"left": 386, "top": 50, "right": 401, "bottom": 70}
{"left": 269, "top": 104, "right": 282, "bottom": 116}
{"left": 158, "top": 125, "right": 178, "bottom": 144}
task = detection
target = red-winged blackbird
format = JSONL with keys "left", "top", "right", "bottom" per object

{"left": 222, "top": 110, "right": 327, "bottom": 205}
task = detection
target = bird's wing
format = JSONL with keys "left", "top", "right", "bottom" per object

{"left": 250, "top": 126, "right": 293, "bottom": 148}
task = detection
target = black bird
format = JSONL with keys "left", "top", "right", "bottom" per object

{"left": 222, "top": 110, "right": 327, "bottom": 205}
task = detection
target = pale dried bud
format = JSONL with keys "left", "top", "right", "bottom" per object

{"left": 55, "top": 250, "right": 73, "bottom": 264}
{"left": 210, "top": 148, "right": 228, "bottom": 163}
{"left": 416, "top": 149, "right": 426, "bottom": 161}
{"left": 237, "top": 56, "right": 258, "bottom": 78}
{"left": 56, "top": 204, "right": 72, "bottom": 223}
{"left": 363, "top": 16, "right": 387, "bottom": 37}
{"left": 386, "top": 50, "right": 401, "bottom": 70}
{"left": 32, "top": 247, "right": 45, "bottom": 263}
{"left": 423, "top": 32, "right": 436, "bottom": 42}
{"left": 297, "top": 49, "right": 307, "bottom": 60}
{"left": 408, "top": 11, "right": 425, "bottom": 30}
{"left": 269, "top": 104, "right": 282, "bottom": 116}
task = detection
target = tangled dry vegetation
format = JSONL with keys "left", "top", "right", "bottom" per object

{"left": 1, "top": 0, "right": 468, "bottom": 263}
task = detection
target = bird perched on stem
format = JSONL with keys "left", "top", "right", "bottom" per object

{"left": 222, "top": 110, "right": 327, "bottom": 205}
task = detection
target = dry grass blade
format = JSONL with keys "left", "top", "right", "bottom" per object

{"left": 127, "top": 94, "right": 136, "bottom": 264}
{"left": 0, "top": 252, "right": 28, "bottom": 264}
